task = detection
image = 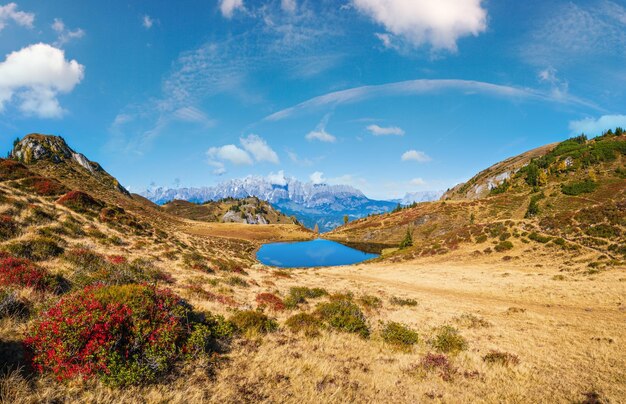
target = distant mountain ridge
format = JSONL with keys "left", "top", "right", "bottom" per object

{"left": 141, "top": 176, "right": 398, "bottom": 232}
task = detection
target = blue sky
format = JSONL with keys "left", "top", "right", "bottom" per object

{"left": 1, "top": 0, "right": 626, "bottom": 199}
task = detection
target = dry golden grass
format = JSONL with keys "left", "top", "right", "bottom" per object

{"left": 1, "top": 171, "right": 624, "bottom": 403}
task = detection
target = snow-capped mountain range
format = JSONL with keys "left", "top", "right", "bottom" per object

{"left": 141, "top": 176, "right": 440, "bottom": 232}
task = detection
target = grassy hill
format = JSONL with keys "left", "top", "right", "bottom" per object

{"left": 326, "top": 131, "right": 626, "bottom": 271}
{"left": 162, "top": 197, "right": 299, "bottom": 225}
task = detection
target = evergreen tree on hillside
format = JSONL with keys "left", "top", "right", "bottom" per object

{"left": 399, "top": 227, "right": 413, "bottom": 249}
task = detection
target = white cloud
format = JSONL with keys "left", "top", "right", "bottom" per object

{"left": 367, "top": 124, "right": 404, "bottom": 136}
{"left": 173, "top": 106, "right": 214, "bottom": 126}
{"left": 142, "top": 15, "right": 154, "bottom": 29}
{"left": 281, "top": 0, "right": 296, "bottom": 13}
{"left": 569, "top": 115, "right": 626, "bottom": 136}
{"left": 306, "top": 128, "right": 336, "bottom": 143}
{"left": 52, "top": 18, "right": 85, "bottom": 46}
{"left": 208, "top": 160, "right": 226, "bottom": 175}
{"left": 0, "top": 2, "right": 34, "bottom": 31}
{"left": 353, "top": 0, "right": 487, "bottom": 51}
{"left": 401, "top": 150, "right": 431, "bottom": 162}
{"left": 409, "top": 177, "right": 426, "bottom": 186}
{"left": 538, "top": 66, "right": 568, "bottom": 99}
{"left": 240, "top": 134, "right": 279, "bottom": 163}
{"left": 309, "top": 171, "right": 325, "bottom": 184}
{"left": 267, "top": 170, "right": 288, "bottom": 186}
{"left": 522, "top": 1, "right": 626, "bottom": 66}
{"left": 264, "top": 79, "right": 598, "bottom": 122}
{"left": 207, "top": 144, "right": 252, "bottom": 165}
{"left": 0, "top": 43, "right": 85, "bottom": 118}
{"left": 374, "top": 32, "right": 394, "bottom": 48}
{"left": 306, "top": 114, "right": 337, "bottom": 142}
{"left": 219, "top": 0, "right": 244, "bottom": 18}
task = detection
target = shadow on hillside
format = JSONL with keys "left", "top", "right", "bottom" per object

{"left": 0, "top": 339, "right": 33, "bottom": 378}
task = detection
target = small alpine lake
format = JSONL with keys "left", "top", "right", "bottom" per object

{"left": 256, "top": 239, "right": 379, "bottom": 268}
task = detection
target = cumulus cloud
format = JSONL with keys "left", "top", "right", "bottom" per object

{"left": 207, "top": 144, "right": 253, "bottom": 165}
{"left": 569, "top": 115, "right": 626, "bottom": 136}
{"left": 219, "top": 0, "right": 244, "bottom": 18}
{"left": 0, "top": 2, "right": 34, "bottom": 31}
{"left": 240, "top": 134, "right": 279, "bottom": 163}
{"left": 142, "top": 15, "right": 154, "bottom": 29}
{"left": 401, "top": 150, "right": 431, "bottom": 162}
{"left": 0, "top": 43, "right": 85, "bottom": 118}
{"left": 206, "top": 134, "right": 278, "bottom": 174}
{"left": 352, "top": 0, "right": 487, "bottom": 51}
{"left": 309, "top": 171, "right": 326, "bottom": 184}
{"left": 367, "top": 124, "right": 404, "bottom": 136}
{"left": 52, "top": 18, "right": 85, "bottom": 46}
{"left": 267, "top": 170, "right": 288, "bottom": 186}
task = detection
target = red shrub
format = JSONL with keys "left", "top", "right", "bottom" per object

{"left": 25, "top": 284, "right": 191, "bottom": 384}
{"left": 56, "top": 191, "right": 104, "bottom": 214}
{"left": 19, "top": 176, "right": 68, "bottom": 196}
{"left": 107, "top": 255, "right": 127, "bottom": 265}
{"left": 0, "top": 159, "right": 31, "bottom": 180}
{"left": 0, "top": 255, "right": 50, "bottom": 291}
{"left": 256, "top": 293, "right": 285, "bottom": 312}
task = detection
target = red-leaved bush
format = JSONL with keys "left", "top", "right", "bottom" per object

{"left": 0, "top": 254, "right": 51, "bottom": 291}
{"left": 255, "top": 293, "right": 285, "bottom": 312}
{"left": 107, "top": 255, "right": 127, "bottom": 265}
{"left": 25, "top": 284, "right": 192, "bottom": 385}
{"left": 56, "top": 190, "right": 103, "bottom": 214}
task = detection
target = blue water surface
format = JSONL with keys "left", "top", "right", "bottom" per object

{"left": 256, "top": 239, "right": 378, "bottom": 268}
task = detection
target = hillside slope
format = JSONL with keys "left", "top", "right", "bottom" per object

{"left": 327, "top": 131, "right": 626, "bottom": 270}
{"left": 163, "top": 197, "right": 300, "bottom": 225}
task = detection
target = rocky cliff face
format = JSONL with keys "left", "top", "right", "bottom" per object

{"left": 11, "top": 134, "right": 130, "bottom": 196}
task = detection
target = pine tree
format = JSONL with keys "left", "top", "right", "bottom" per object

{"left": 399, "top": 227, "right": 413, "bottom": 248}
{"left": 313, "top": 223, "right": 319, "bottom": 233}
{"left": 343, "top": 215, "right": 349, "bottom": 225}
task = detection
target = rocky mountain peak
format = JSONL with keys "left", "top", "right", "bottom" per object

{"left": 12, "top": 134, "right": 96, "bottom": 173}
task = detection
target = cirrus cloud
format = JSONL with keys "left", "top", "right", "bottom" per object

{"left": 352, "top": 0, "right": 487, "bottom": 51}
{"left": 0, "top": 43, "right": 85, "bottom": 118}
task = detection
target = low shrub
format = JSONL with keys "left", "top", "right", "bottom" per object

{"left": 224, "top": 276, "right": 248, "bottom": 288}
{"left": 16, "top": 176, "right": 68, "bottom": 196}
{"left": 585, "top": 224, "right": 619, "bottom": 239}
{"left": 315, "top": 299, "right": 370, "bottom": 338}
{"left": 412, "top": 353, "right": 456, "bottom": 381}
{"left": 0, "top": 254, "right": 53, "bottom": 291}
{"left": 25, "top": 206, "right": 56, "bottom": 225}
{"left": 455, "top": 313, "right": 490, "bottom": 328}
{"left": 494, "top": 240, "right": 513, "bottom": 252}
{"left": 25, "top": 284, "right": 192, "bottom": 385}
{"left": 0, "top": 159, "right": 30, "bottom": 180}
{"left": 528, "top": 232, "right": 552, "bottom": 243}
{"left": 70, "top": 255, "right": 166, "bottom": 288}
{"left": 229, "top": 310, "right": 278, "bottom": 335}
{"left": 482, "top": 350, "right": 520, "bottom": 366}
{"left": 358, "top": 294, "right": 382, "bottom": 310}
{"left": 561, "top": 180, "right": 598, "bottom": 196}
{"left": 185, "top": 314, "right": 235, "bottom": 359}
{"left": 389, "top": 296, "right": 418, "bottom": 307}
{"left": 56, "top": 191, "right": 104, "bottom": 214}
{"left": 0, "top": 215, "right": 19, "bottom": 241}
{"left": 284, "top": 286, "right": 328, "bottom": 309}
{"left": 475, "top": 234, "right": 488, "bottom": 243}
{"left": 3, "top": 237, "right": 64, "bottom": 261}
{"left": 430, "top": 326, "right": 467, "bottom": 354}
{"left": 380, "top": 321, "right": 419, "bottom": 348}
{"left": 285, "top": 312, "right": 322, "bottom": 337}
{"left": 255, "top": 293, "right": 285, "bottom": 312}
